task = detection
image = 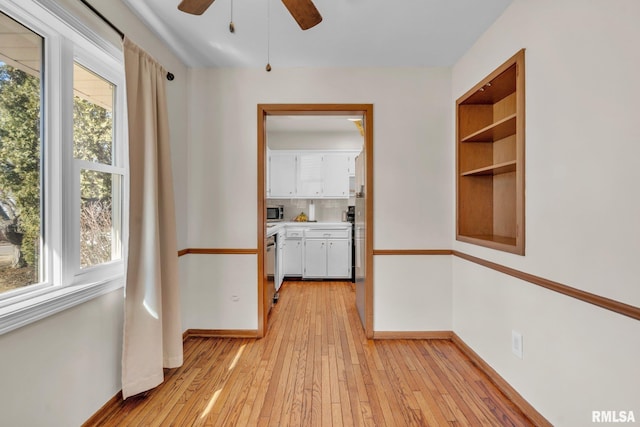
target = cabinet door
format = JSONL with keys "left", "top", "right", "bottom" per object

{"left": 347, "top": 154, "right": 357, "bottom": 177}
{"left": 298, "top": 153, "right": 323, "bottom": 197}
{"left": 277, "top": 239, "right": 285, "bottom": 290}
{"left": 354, "top": 153, "right": 365, "bottom": 195}
{"left": 269, "top": 153, "right": 297, "bottom": 198}
{"left": 284, "top": 239, "right": 302, "bottom": 276}
{"left": 323, "top": 153, "right": 350, "bottom": 198}
{"left": 327, "top": 239, "right": 350, "bottom": 278}
{"left": 304, "top": 239, "right": 326, "bottom": 278}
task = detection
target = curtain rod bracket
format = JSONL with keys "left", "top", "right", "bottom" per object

{"left": 78, "top": 0, "right": 175, "bottom": 81}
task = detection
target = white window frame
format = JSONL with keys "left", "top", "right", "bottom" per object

{"left": 0, "top": 0, "right": 128, "bottom": 334}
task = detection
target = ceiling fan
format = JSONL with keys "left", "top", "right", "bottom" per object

{"left": 177, "top": 0, "right": 323, "bottom": 31}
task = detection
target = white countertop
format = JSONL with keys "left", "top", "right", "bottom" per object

{"left": 266, "top": 221, "right": 352, "bottom": 237}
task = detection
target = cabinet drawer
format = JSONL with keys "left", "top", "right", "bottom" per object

{"left": 305, "top": 228, "right": 350, "bottom": 239}
{"left": 286, "top": 228, "right": 305, "bottom": 238}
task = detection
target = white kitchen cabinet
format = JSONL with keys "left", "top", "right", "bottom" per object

{"left": 322, "top": 153, "right": 350, "bottom": 198}
{"left": 297, "top": 153, "right": 323, "bottom": 197}
{"left": 276, "top": 230, "right": 286, "bottom": 290}
{"left": 268, "top": 150, "right": 360, "bottom": 199}
{"left": 268, "top": 152, "right": 297, "bottom": 198}
{"left": 347, "top": 153, "right": 357, "bottom": 176}
{"left": 303, "top": 239, "right": 327, "bottom": 278}
{"left": 283, "top": 228, "right": 303, "bottom": 276}
{"left": 355, "top": 152, "right": 365, "bottom": 195}
{"left": 327, "top": 239, "right": 350, "bottom": 277}
{"left": 303, "top": 227, "right": 351, "bottom": 279}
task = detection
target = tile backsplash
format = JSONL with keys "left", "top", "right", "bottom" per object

{"left": 268, "top": 199, "right": 352, "bottom": 223}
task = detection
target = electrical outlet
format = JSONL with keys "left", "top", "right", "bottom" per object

{"left": 512, "top": 330, "right": 523, "bottom": 359}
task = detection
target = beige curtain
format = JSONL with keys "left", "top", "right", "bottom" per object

{"left": 121, "top": 37, "right": 183, "bottom": 399}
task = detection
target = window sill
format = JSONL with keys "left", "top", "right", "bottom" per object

{"left": 0, "top": 276, "right": 124, "bottom": 335}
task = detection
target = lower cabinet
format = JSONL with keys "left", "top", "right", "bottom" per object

{"left": 327, "top": 239, "right": 350, "bottom": 277}
{"left": 303, "top": 236, "right": 351, "bottom": 279}
{"left": 279, "top": 225, "right": 352, "bottom": 280}
{"left": 303, "top": 239, "right": 327, "bottom": 278}
{"left": 276, "top": 231, "right": 285, "bottom": 290}
{"left": 283, "top": 238, "right": 303, "bottom": 276}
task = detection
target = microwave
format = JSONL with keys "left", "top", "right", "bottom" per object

{"left": 266, "top": 205, "right": 284, "bottom": 221}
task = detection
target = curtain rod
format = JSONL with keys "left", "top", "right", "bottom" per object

{"left": 78, "top": 0, "right": 175, "bottom": 81}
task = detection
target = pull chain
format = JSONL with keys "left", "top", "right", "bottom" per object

{"left": 266, "top": 0, "right": 271, "bottom": 71}
{"left": 229, "top": 0, "right": 235, "bottom": 32}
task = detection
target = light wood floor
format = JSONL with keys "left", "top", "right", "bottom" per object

{"left": 87, "top": 281, "right": 534, "bottom": 426}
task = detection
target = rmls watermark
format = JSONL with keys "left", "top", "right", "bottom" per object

{"left": 592, "top": 410, "right": 636, "bottom": 423}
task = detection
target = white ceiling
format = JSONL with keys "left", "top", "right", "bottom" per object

{"left": 123, "top": 0, "right": 513, "bottom": 69}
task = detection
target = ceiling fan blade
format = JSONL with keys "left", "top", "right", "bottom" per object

{"left": 178, "top": 0, "right": 215, "bottom": 15}
{"left": 281, "top": 0, "right": 323, "bottom": 30}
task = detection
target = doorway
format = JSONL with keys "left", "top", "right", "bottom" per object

{"left": 257, "top": 104, "right": 373, "bottom": 338}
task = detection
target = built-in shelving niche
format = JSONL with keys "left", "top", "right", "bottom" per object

{"left": 456, "top": 49, "right": 525, "bottom": 255}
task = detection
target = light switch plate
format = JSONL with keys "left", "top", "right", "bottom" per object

{"left": 512, "top": 330, "right": 523, "bottom": 359}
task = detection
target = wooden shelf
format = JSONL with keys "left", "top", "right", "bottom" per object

{"left": 457, "top": 234, "right": 519, "bottom": 253}
{"left": 456, "top": 49, "right": 525, "bottom": 255}
{"left": 462, "top": 65, "right": 517, "bottom": 105}
{"left": 461, "top": 114, "right": 516, "bottom": 143}
{"left": 461, "top": 161, "right": 516, "bottom": 176}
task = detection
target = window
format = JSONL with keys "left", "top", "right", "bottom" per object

{"left": 0, "top": 11, "right": 42, "bottom": 294}
{"left": 74, "top": 63, "right": 123, "bottom": 269}
{"left": 0, "top": 1, "right": 127, "bottom": 334}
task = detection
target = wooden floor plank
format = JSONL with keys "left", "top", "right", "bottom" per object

{"left": 84, "top": 281, "right": 536, "bottom": 427}
{"left": 422, "top": 340, "right": 500, "bottom": 426}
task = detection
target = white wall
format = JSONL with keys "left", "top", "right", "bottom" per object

{"left": 182, "top": 254, "right": 258, "bottom": 331}
{"left": 185, "top": 67, "right": 453, "bottom": 331}
{"left": 0, "top": 289, "right": 124, "bottom": 426}
{"left": 452, "top": 1, "right": 640, "bottom": 424}
{"left": 0, "top": 1, "right": 189, "bottom": 425}
{"left": 374, "top": 255, "right": 452, "bottom": 331}
{"left": 267, "top": 130, "right": 363, "bottom": 151}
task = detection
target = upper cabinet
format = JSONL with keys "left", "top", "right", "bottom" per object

{"left": 456, "top": 49, "right": 525, "bottom": 255}
{"left": 298, "top": 153, "right": 324, "bottom": 197}
{"left": 347, "top": 154, "right": 356, "bottom": 177}
{"left": 323, "top": 153, "right": 351, "bottom": 198}
{"left": 268, "top": 152, "right": 298, "bottom": 198}
{"left": 268, "top": 150, "right": 360, "bottom": 199}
